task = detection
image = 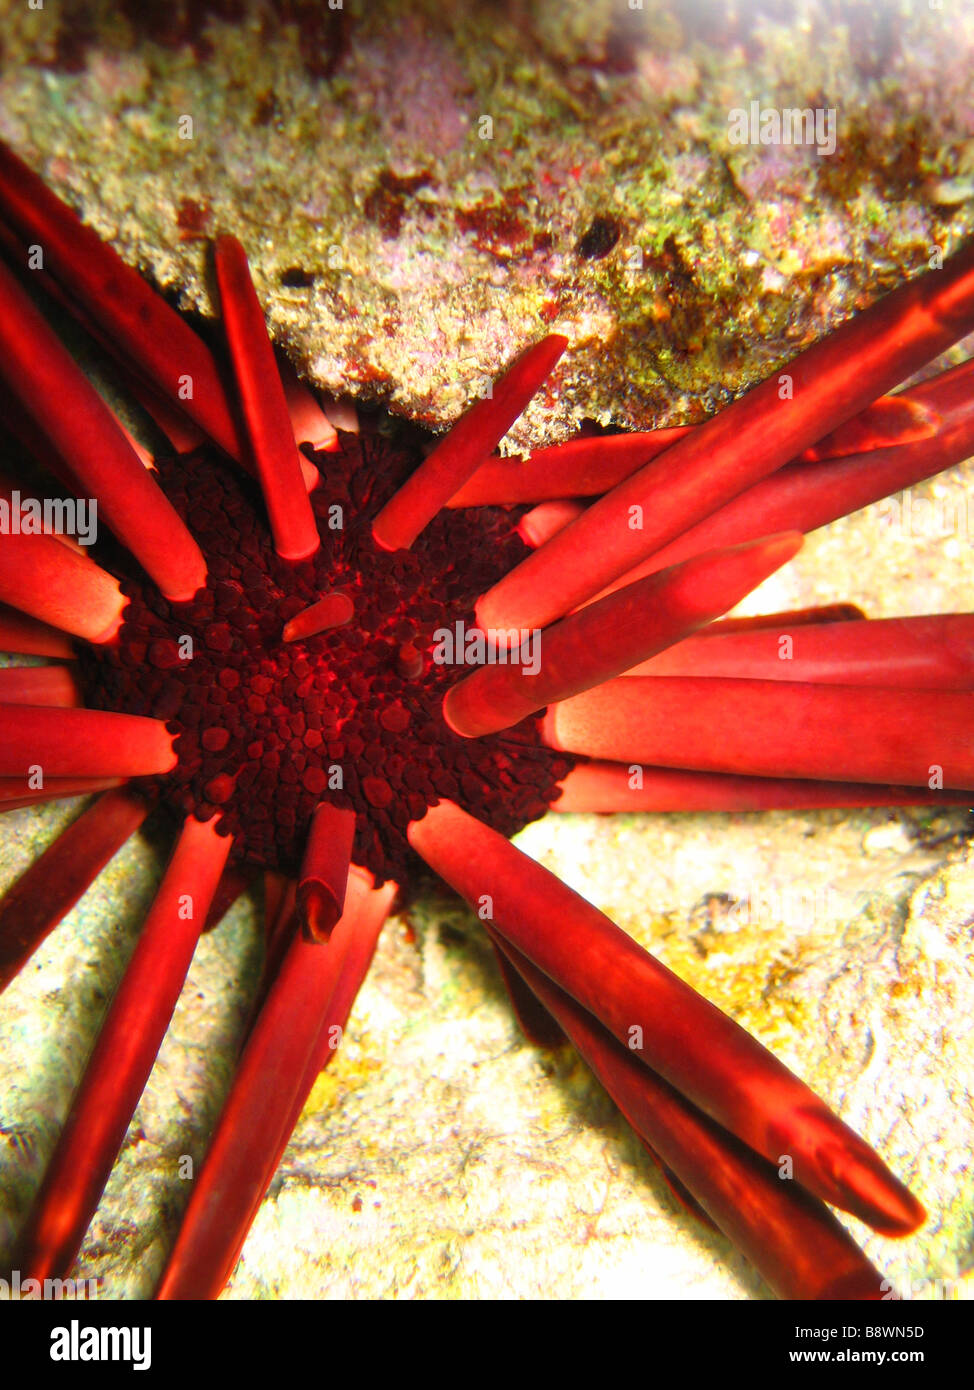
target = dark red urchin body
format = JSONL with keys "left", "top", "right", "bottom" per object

{"left": 79, "top": 438, "right": 571, "bottom": 884}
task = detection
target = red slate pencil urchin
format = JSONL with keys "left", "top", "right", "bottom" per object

{"left": 0, "top": 138, "right": 973, "bottom": 1300}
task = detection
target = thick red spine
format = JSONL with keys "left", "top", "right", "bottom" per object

{"left": 0, "top": 775, "right": 123, "bottom": 807}
{"left": 552, "top": 762, "right": 973, "bottom": 814}
{"left": 0, "top": 139, "right": 247, "bottom": 459}
{"left": 443, "top": 534, "right": 801, "bottom": 737}
{"left": 278, "top": 355, "right": 338, "bottom": 453}
{"left": 372, "top": 335, "right": 568, "bottom": 552}
{"left": 477, "top": 243, "right": 974, "bottom": 633}
{"left": 156, "top": 868, "right": 395, "bottom": 1300}
{"left": 296, "top": 802, "right": 357, "bottom": 939}
{"left": 591, "top": 367, "right": 974, "bottom": 598}
{"left": 0, "top": 605, "right": 75, "bottom": 658}
{"left": 0, "top": 529, "right": 125, "bottom": 643}
{"left": 0, "top": 705, "right": 176, "bottom": 777}
{"left": 492, "top": 933, "right": 891, "bottom": 1299}
{"left": 215, "top": 236, "right": 320, "bottom": 561}
{"left": 451, "top": 388, "right": 939, "bottom": 509}
{"left": 408, "top": 801, "right": 923, "bottom": 1235}
{"left": 282, "top": 593, "right": 354, "bottom": 642}
{"left": 0, "top": 260, "right": 207, "bottom": 599}
{"left": 0, "top": 788, "right": 147, "bottom": 991}
{"left": 450, "top": 428, "right": 691, "bottom": 506}
{"left": 517, "top": 499, "right": 587, "bottom": 548}
{"left": 17, "top": 817, "right": 232, "bottom": 1281}
{"left": 0, "top": 664, "right": 81, "bottom": 706}
{"left": 453, "top": 362, "right": 972, "bottom": 509}
{"left": 543, "top": 678, "right": 974, "bottom": 788}
{"left": 625, "top": 613, "right": 974, "bottom": 685}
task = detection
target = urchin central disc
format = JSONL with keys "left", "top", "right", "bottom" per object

{"left": 77, "top": 433, "right": 573, "bottom": 884}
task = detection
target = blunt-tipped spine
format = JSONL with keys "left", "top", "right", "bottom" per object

{"left": 451, "top": 386, "right": 942, "bottom": 510}
{"left": 372, "top": 335, "right": 568, "bottom": 552}
{"left": 0, "top": 529, "right": 125, "bottom": 643}
{"left": 452, "top": 373, "right": 957, "bottom": 510}
{"left": 282, "top": 593, "right": 354, "bottom": 643}
{"left": 278, "top": 355, "right": 338, "bottom": 454}
{"left": 0, "top": 605, "right": 75, "bottom": 658}
{"left": 491, "top": 933, "right": 891, "bottom": 1299}
{"left": 593, "top": 364, "right": 974, "bottom": 597}
{"left": 444, "top": 534, "right": 801, "bottom": 737}
{"left": 215, "top": 236, "right": 320, "bottom": 561}
{"left": 297, "top": 802, "right": 357, "bottom": 940}
{"left": 0, "top": 705, "right": 176, "bottom": 777}
{"left": 800, "top": 392, "right": 937, "bottom": 461}
{"left": 407, "top": 800, "right": 923, "bottom": 1234}
{"left": 517, "top": 499, "right": 587, "bottom": 548}
{"left": 449, "top": 428, "right": 691, "bottom": 507}
{"left": 0, "top": 775, "right": 123, "bottom": 808}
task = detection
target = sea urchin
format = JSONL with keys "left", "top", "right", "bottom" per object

{"left": 1, "top": 137, "right": 974, "bottom": 1300}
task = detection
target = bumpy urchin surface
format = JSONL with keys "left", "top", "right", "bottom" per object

{"left": 78, "top": 437, "right": 573, "bottom": 883}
